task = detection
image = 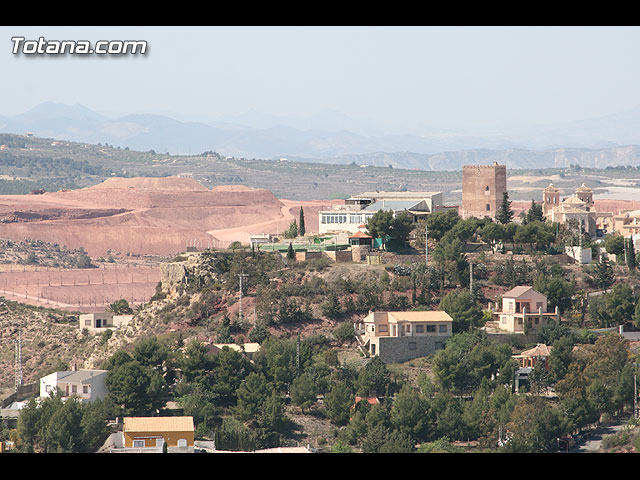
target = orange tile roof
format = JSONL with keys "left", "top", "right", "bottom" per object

{"left": 519, "top": 344, "right": 552, "bottom": 358}
{"left": 123, "top": 416, "right": 194, "bottom": 433}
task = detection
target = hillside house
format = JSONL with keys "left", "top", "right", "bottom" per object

{"left": 354, "top": 310, "right": 453, "bottom": 363}
{"left": 208, "top": 342, "right": 261, "bottom": 361}
{"left": 513, "top": 343, "right": 552, "bottom": 392}
{"left": 491, "top": 286, "right": 559, "bottom": 333}
{"left": 120, "top": 416, "right": 195, "bottom": 452}
{"left": 40, "top": 369, "right": 108, "bottom": 403}
{"left": 79, "top": 312, "right": 133, "bottom": 333}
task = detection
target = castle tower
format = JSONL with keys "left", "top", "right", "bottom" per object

{"left": 542, "top": 183, "right": 560, "bottom": 216}
{"left": 575, "top": 183, "right": 593, "bottom": 210}
{"left": 461, "top": 162, "right": 507, "bottom": 220}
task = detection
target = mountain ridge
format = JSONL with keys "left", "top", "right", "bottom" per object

{"left": 4, "top": 102, "right": 640, "bottom": 169}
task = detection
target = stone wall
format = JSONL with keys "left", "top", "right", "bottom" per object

{"left": 323, "top": 250, "right": 353, "bottom": 262}
{"left": 294, "top": 251, "right": 323, "bottom": 262}
{"left": 377, "top": 336, "right": 448, "bottom": 363}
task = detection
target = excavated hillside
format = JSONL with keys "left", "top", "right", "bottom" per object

{"left": 0, "top": 177, "right": 293, "bottom": 257}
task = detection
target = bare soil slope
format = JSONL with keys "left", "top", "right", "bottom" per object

{"left": 0, "top": 177, "right": 324, "bottom": 257}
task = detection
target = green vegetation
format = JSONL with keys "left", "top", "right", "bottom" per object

{"left": 7, "top": 150, "right": 640, "bottom": 452}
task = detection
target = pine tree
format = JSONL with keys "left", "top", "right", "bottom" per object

{"left": 591, "top": 255, "right": 615, "bottom": 289}
{"left": 287, "top": 242, "right": 295, "bottom": 260}
{"left": 497, "top": 191, "right": 514, "bottom": 224}
{"left": 525, "top": 199, "right": 544, "bottom": 224}
{"left": 299, "top": 206, "right": 306, "bottom": 236}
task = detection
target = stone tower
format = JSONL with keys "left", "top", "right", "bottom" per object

{"left": 542, "top": 183, "right": 560, "bottom": 216}
{"left": 461, "top": 162, "right": 507, "bottom": 220}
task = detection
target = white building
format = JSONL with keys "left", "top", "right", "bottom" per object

{"left": 40, "top": 369, "right": 108, "bottom": 403}
{"left": 318, "top": 191, "right": 446, "bottom": 235}
{"left": 79, "top": 312, "right": 133, "bottom": 333}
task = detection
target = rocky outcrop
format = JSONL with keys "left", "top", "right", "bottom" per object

{"left": 160, "top": 252, "right": 225, "bottom": 294}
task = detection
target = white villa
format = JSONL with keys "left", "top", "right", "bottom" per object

{"left": 318, "top": 191, "right": 447, "bottom": 235}
{"left": 40, "top": 369, "right": 108, "bottom": 403}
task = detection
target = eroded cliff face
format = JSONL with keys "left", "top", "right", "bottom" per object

{"left": 160, "top": 262, "right": 189, "bottom": 290}
{"left": 159, "top": 252, "right": 226, "bottom": 295}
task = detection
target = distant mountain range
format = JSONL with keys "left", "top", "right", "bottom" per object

{"left": 4, "top": 101, "right": 640, "bottom": 170}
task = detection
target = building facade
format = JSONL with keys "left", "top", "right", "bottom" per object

{"left": 79, "top": 312, "right": 133, "bottom": 333}
{"left": 461, "top": 163, "right": 507, "bottom": 220}
{"left": 318, "top": 191, "right": 445, "bottom": 235}
{"left": 121, "top": 416, "right": 195, "bottom": 450}
{"left": 354, "top": 310, "right": 453, "bottom": 363}
{"left": 543, "top": 183, "right": 597, "bottom": 237}
{"left": 490, "top": 286, "right": 559, "bottom": 334}
{"left": 40, "top": 369, "right": 108, "bottom": 402}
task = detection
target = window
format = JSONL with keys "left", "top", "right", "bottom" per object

{"left": 415, "top": 325, "right": 424, "bottom": 333}
{"left": 83, "top": 385, "right": 89, "bottom": 394}
{"left": 486, "top": 204, "right": 491, "bottom": 211}
{"left": 71, "top": 385, "right": 77, "bottom": 394}
{"left": 133, "top": 440, "right": 145, "bottom": 448}
{"left": 426, "top": 325, "right": 436, "bottom": 332}
{"left": 439, "top": 324, "right": 448, "bottom": 333}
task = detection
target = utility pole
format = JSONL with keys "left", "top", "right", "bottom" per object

{"left": 296, "top": 336, "right": 300, "bottom": 378}
{"left": 425, "top": 222, "right": 428, "bottom": 265}
{"left": 15, "top": 329, "right": 23, "bottom": 392}
{"left": 634, "top": 372, "right": 637, "bottom": 418}
{"left": 238, "top": 273, "right": 248, "bottom": 323}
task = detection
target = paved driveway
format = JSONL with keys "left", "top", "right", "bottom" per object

{"left": 572, "top": 422, "right": 629, "bottom": 453}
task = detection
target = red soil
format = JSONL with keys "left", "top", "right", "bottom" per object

{"left": 0, "top": 177, "right": 334, "bottom": 257}
{"left": 0, "top": 265, "right": 161, "bottom": 313}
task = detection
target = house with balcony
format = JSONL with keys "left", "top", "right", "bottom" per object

{"left": 39, "top": 368, "right": 108, "bottom": 403}
{"left": 354, "top": 310, "right": 453, "bottom": 363}
{"left": 490, "top": 286, "right": 559, "bottom": 334}
{"left": 512, "top": 343, "right": 552, "bottom": 392}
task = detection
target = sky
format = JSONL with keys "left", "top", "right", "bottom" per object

{"left": 3, "top": 26, "right": 640, "bottom": 134}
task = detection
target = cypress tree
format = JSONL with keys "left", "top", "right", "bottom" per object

{"left": 497, "top": 191, "right": 514, "bottom": 225}
{"left": 299, "top": 207, "right": 306, "bottom": 236}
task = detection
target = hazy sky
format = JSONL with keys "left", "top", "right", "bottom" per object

{"left": 3, "top": 26, "right": 640, "bottom": 133}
